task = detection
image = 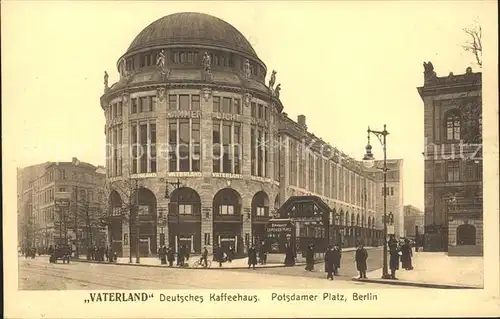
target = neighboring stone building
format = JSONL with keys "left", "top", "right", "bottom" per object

{"left": 17, "top": 158, "right": 106, "bottom": 253}
{"left": 404, "top": 205, "right": 424, "bottom": 238}
{"left": 418, "top": 63, "right": 482, "bottom": 256}
{"left": 100, "top": 12, "right": 387, "bottom": 258}
{"left": 368, "top": 159, "right": 405, "bottom": 238}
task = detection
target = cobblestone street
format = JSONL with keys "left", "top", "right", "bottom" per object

{"left": 18, "top": 253, "right": 412, "bottom": 290}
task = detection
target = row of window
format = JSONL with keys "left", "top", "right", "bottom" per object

{"left": 445, "top": 160, "right": 482, "bottom": 182}
{"left": 123, "top": 50, "right": 265, "bottom": 79}
{"left": 131, "top": 122, "right": 157, "bottom": 174}
{"left": 33, "top": 188, "right": 54, "bottom": 205}
{"left": 168, "top": 119, "right": 201, "bottom": 172}
{"left": 288, "top": 140, "right": 376, "bottom": 209}
{"left": 108, "top": 94, "right": 274, "bottom": 120}
{"left": 212, "top": 119, "right": 242, "bottom": 174}
{"left": 382, "top": 187, "right": 395, "bottom": 197}
{"left": 444, "top": 109, "right": 482, "bottom": 141}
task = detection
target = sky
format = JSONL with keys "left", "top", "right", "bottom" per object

{"left": 2, "top": 1, "right": 497, "bottom": 212}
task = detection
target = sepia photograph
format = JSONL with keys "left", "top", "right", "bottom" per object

{"left": 2, "top": 0, "right": 499, "bottom": 318}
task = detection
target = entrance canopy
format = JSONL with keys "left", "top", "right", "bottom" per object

{"left": 276, "top": 196, "right": 332, "bottom": 222}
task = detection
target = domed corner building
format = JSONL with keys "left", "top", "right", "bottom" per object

{"left": 100, "top": 12, "right": 284, "bottom": 258}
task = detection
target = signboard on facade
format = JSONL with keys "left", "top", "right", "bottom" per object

{"left": 387, "top": 225, "right": 395, "bottom": 235}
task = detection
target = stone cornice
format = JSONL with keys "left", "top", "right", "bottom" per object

{"left": 417, "top": 73, "right": 482, "bottom": 99}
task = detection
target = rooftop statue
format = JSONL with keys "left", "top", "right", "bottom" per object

{"left": 423, "top": 61, "right": 436, "bottom": 80}
{"left": 268, "top": 70, "right": 277, "bottom": 89}
{"left": 274, "top": 83, "right": 281, "bottom": 98}
{"left": 202, "top": 52, "right": 212, "bottom": 74}
{"left": 104, "top": 71, "right": 109, "bottom": 91}
{"left": 157, "top": 50, "right": 166, "bottom": 72}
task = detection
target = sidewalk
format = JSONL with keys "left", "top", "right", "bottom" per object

{"left": 73, "top": 246, "right": 373, "bottom": 270}
{"left": 352, "top": 251, "right": 483, "bottom": 289}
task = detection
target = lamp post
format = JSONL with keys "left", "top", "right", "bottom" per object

{"left": 363, "top": 124, "right": 391, "bottom": 279}
{"left": 161, "top": 178, "right": 183, "bottom": 252}
{"left": 334, "top": 212, "right": 340, "bottom": 247}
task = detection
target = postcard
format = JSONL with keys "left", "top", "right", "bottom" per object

{"left": 2, "top": 1, "right": 499, "bottom": 318}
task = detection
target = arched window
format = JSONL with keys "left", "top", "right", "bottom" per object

{"left": 456, "top": 224, "right": 476, "bottom": 245}
{"left": 445, "top": 110, "right": 461, "bottom": 141}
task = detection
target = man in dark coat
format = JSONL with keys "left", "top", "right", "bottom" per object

{"left": 400, "top": 239, "right": 413, "bottom": 270}
{"left": 355, "top": 243, "right": 368, "bottom": 279}
{"left": 159, "top": 245, "right": 167, "bottom": 264}
{"left": 324, "top": 245, "right": 335, "bottom": 280}
{"left": 332, "top": 244, "right": 342, "bottom": 276}
{"left": 177, "top": 245, "right": 185, "bottom": 267}
{"left": 167, "top": 247, "right": 175, "bottom": 267}
{"left": 227, "top": 245, "right": 234, "bottom": 263}
{"left": 258, "top": 242, "right": 267, "bottom": 265}
{"left": 213, "top": 244, "right": 223, "bottom": 268}
{"left": 201, "top": 247, "right": 209, "bottom": 268}
{"left": 248, "top": 245, "right": 258, "bottom": 269}
{"left": 305, "top": 244, "right": 315, "bottom": 271}
{"left": 388, "top": 235, "right": 399, "bottom": 279}
{"left": 284, "top": 242, "right": 295, "bottom": 266}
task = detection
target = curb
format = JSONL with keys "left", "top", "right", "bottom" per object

{"left": 351, "top": 277, "right": 481, "bottom": 289}
{"left": 72, "top": 258, "right": 307, "bottom": 270}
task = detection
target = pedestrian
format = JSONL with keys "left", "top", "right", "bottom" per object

{"left": 213, "top": 244, "right": 223, "bottom": 268}
{"left": 388, "top": 235, "right": 399, "bottom": 279}
{"left": 167, "top": 247, "right": 175, "bottom": 267}
{"left": 160, "top": 245, "right": 167, "bottom": 265}
{"left": 284, "top": 242, "right": 295, "bottom": 266}
{"left": 105, "top": 246, "right": 109, "bottom": 262}
{"left": 355, "top": 242, "right": 368, "bottom": 279}
{"left": 201, "top": 247, "right": 208, "bottom": 268}
{"left": 305, "top": 244, "right": 315, "bottom": 271}
{"left": 228, "top": 245, "right": 234, "bottom": 263}
{"left": 324, "top": 245, "right": 335, "bottom": 280}
{"left": 247, "top": 245, "right": 257, "bottom": 269}
{"left": 332, "top": 244, "right": 342, "bottom": 276}
{"left": 400, "top": 239, "right": 413, "bottom": 270}
{"left": 258, "top": 243, "right": 267, "bottom": 265}
{"left": 177, "top": 245, "right": 185, "bottom": 267}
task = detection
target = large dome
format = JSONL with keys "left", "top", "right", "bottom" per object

{"left": 126, "top": 12, "right": 258, "bottom": 58}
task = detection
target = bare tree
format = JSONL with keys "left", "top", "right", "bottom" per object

{"left": 463, "top": 22, "right": 482, "bottom": 67}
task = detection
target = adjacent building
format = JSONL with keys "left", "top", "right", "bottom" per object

{"left": 418, "top": 63, "right": 482, "bottom": 256}
{"left": 17, "top": 158, "right": 107, "bottom": 254}
{"left": 100, "top": 12, "right": 390, "bottom": 258}
{"left": 367, "top": 159, "right": 405, "bottom": 238}
{"left": 403, "top": 205, "right": 424, "bottom": 238}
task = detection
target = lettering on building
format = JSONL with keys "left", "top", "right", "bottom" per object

{"left": 212, "top": 113, "right": 241, "bottom": 122}
{"left": 167, "top": 110, "right": 201, "bottom": 119}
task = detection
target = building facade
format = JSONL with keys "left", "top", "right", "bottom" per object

{"left": 17, "top": 158, "right": 107, "bottom": 253}
{"left": 100, "top": 12, "right": 385, "bottom": 258}
{"left": 418, "top": 63, "right": 482, "bottom": 256}
{"left": 403, "top": 205, "right": 424, "bottom": 238}
{"left": 368, "top": 159, "right": 405, "bottom": 238}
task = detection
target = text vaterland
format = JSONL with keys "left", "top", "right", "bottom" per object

{"left": 83, "top": 292, "right": 378, "bottom": 304}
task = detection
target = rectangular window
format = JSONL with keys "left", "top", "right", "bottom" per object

{"left": 325, "top": 162, "right": 330, "bottom": 198}
{"left": 140, "top": 124, "right": 148, "bottom": 173}
{"left": 168, "top": 119, "right": 177, "bottom": 171}
{"left": 251, "top": 127, "right": 256, "bottom": 176}
{"left": 131, "top": 124, "right": 138, "bottom": 174}
{"left": 316, "top": 157, "right": 322, "bottom": 195}
{"left": 169, "top": 95, "right": 177, "bottom": 110}
{"left": 258, "top": 104, "right": 263, "bottom": 119}
{"left": 257, "top": 130, "right": 264, "bottom": 177}
{"left": 233, "top": 99, "right": 241, "bottom": 114}
{"left": 192, "top": 119, "right": 201, "bottom": 172}
{"left": 213, "top": 96, "right": 220, "bottom": 112}
{"left": 179, "top": 119, "right": 190, "bottom": 172}
{"left": 179, "top": 205, "right": 192, "bottom": 215}
{"left": 233, "top": 123, "right": 241, "bottom": 174}
{"left": 263, "top": 132, "right": 268, "bottom": 177}
{"left": 308, "top": 154, "right": 315, "bottom": 191}
{"left": 222, "top": 97, "right": 231, "bottom": 113}
{"left": 191, "top": 95, "right": 200, "bottom": 110}
{"left": 289, "top": 140, "right": 297, "bottom": 186}
{"left": 219, "top": 205, "right": 234, "bottom": 215}
{"left": 150, "top": 96, "right": 156, "bottom": 112}
{"left": 251, "top": 102, "right": 257, "bottom": 118}
{"left": 112, "top": 103, "right": 117, "bottom": 118}
{"left": 390, "top": 187, "right": 394, "bottom": 196}
{"left": 264, "top": 106, "right": 268, "bottom": 121}
{"left": 447, "top": 161, "right": 460, "bottom": 181}
{"left": 117, "top": 101, "right": 123, "bottom": 116}
{"left": 131, "top": 98, "right": 138, "bottom": 114}
{"left": 256, "top": 207, "right": 265, "bottom": 216}
{"left": 213, "top": 120, "right": 221, "bottom": 173}
{"left": 140, "top": 97, "right": 149, "bottom": 112}
{"left": 150, "top": 124, "right": 157, "bottom": 173}
{"left": 222, "top": 121, "right": 232, "bottom": 173}
{"left": 179, "top": 95, "right": 189, "bottom": 111}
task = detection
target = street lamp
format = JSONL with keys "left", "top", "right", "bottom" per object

{"left": 161, "top": 178, "right": 183, "bottom": 253}
{"left": 363, "top": 124, "right": 391, "bottom": 279}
